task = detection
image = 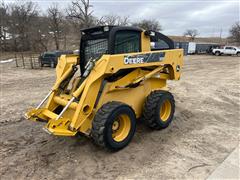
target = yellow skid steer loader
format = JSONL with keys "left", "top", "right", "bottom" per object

{"left": 25, "top": 26, "right": 183, "bottom": 150}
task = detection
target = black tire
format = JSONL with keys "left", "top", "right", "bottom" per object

{"left": 237, "top": 52, "right": 240, "bottom": 57}
{"left": 50, "top": 60, "right": 55, "bottom": 68}
{"left": 143, "top": 90, "right": 175, "bottom": 130}
{"left": 92, "top": 101, "right": 136, "bottom": 151}
{"left": 215, "top": 51, "right": 221, "bottom": 56}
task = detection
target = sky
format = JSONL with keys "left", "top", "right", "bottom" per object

{"left": 4, "top": 0, "right": 240, "bottom": 37}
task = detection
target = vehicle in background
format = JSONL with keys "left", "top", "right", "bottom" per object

{"left": 188, "top": 42, "right": 196, "bottom": 54}
{"left": 212, "top": 46, "right": 240, "bottom": 56}
{"left": 196, "top": 44, "right": 222, "bottom": 54}
{"left": 39, "top": 50, "right": 73, "bottom": 68}
{"left": 206, "top": 45, "right": 222, "bottom": 54}
{"left": 173, "top": 42, "right": 224, "bottom": 56}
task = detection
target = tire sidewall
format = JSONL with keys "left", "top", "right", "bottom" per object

{"left": 104, "top": 105, "right": 136, "bottom": 150}
{"left": 50, "top": 60, "right": 55, "bottom": 68}
{"left": 155, "top": 93, "right": 175, "bottom": 128}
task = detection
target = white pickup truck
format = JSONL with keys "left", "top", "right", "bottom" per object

{"left": 212, "top": 46, "right": 240, "bottom": 56}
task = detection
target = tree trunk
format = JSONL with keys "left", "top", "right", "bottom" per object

{"left": 54, "top": 33, "right": 59, "bottom": 50}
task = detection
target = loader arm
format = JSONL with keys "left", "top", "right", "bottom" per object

{"left": 25, "top": 55, "right": 78, "bottom": 121}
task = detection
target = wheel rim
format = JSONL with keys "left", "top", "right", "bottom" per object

{"left": 112, "top": 114, "right": 131, "bottom": 142}
{"left": 160, "top": 99, "right": 172, "bottom": 121}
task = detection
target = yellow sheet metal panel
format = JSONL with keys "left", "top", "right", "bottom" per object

{"left": 70, "top": 78, "right": 103, "bottom": 132}
{"left": 56, "top": 54, "right": 78, "bottom": 79}
{"left": 104, "top": 49, "right": 183, "bottom": 79}
{"left": 96, "top": 78, "right": 167, "bottom": 119}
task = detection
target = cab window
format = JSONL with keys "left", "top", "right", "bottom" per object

{"left": 151, "top": 40, "right": 170, "bottom": 50}
{"left": 147, "top": 31, "right": 174, "bottom": 50}
{"left": 114, "top": 31, "right": 140, "bottom": 54}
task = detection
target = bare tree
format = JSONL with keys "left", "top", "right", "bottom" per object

{"left": 229, "top": 22, "right": 240, "bottom": 45}
{"left": 97, "top": 14, "right": 129, "bottom": 26}
{"left": 67, "top": 0, "right": 95, "bottom": 28}
{"left": 0, "top": 2, "right": 9, "bottom": 50}
{"left": 47, "top": 3, "right": 64, "bottom": 50}
{"left": 132, "top": 19, "right": 162, "bottom": 31}
{"left": 35, "top": 30, "right": 48, "bottom": 51}
{"left": 8, "top": 1, "right": 39, "bottom": 51}
{"left": 0, "top": 1, "right": 9, "bottom": 51}
{"left": 31, "top": 16, "right": 50, "bottom": 51}
{"left": 184, "top": 29, "right": 199, "bottom": 41}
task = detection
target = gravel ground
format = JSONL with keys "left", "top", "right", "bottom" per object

{"left": 0, "top": 55, "right": 239, "bottom": 179}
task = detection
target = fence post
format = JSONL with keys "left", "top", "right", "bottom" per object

{"left": 30, "top": 54, "right": 33, "bottom": 69}
{"left": 21, "top": 53, "right": 25, "bottom": 68}
{"left": 15, "top": 53, "right": 18, "bottom": 67}
{"left": 39, "top": 53, "right": 42, "bottom": 69}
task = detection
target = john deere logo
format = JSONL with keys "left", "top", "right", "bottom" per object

{"left": 124, "top": 52, "right": 165, "bottom": 65}
{"left": 124, "top": 55, "right": 145, "bottom": 64}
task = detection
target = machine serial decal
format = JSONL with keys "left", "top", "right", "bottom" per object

{"left": 124, "top": 52, "right": 165, "bottom": 65}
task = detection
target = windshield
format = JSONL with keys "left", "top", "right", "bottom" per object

{"left": 44, "top": 53, "right": 56, "bottom": 58}
{"left": 84, "top": 39, "right": 108, "bottom": 62}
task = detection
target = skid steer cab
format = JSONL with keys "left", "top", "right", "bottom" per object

{"left": 25, "top": 26, "right": 183, "bottom": 151}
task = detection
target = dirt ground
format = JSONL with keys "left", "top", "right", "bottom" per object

{"left": 0, "top": 55, "right": 239, "bottom": 180}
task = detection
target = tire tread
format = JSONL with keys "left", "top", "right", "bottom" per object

{"left": 143, "top": 90, "right": 175, "bottom": 130}
{"left": 92, "top": 101, "right": 127, "bottom": 148}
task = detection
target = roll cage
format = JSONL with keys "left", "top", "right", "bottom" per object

{"left": 79, "top": 26, "right": 174, "bottom": 74}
